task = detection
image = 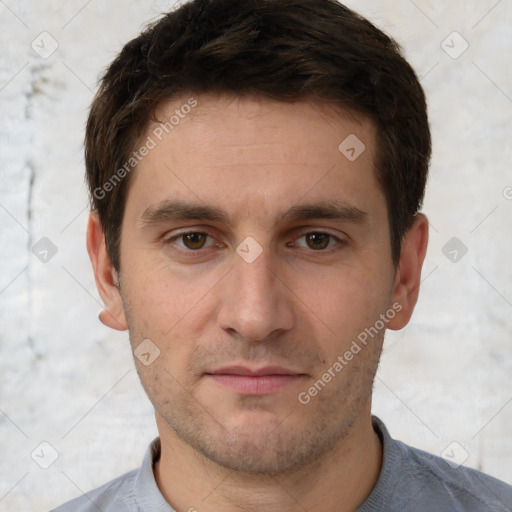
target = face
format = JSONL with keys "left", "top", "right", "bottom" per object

{"left": 113, "top": 94, "right": 400, "bottom": 473}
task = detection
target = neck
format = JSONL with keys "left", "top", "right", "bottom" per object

{"left": 154, "top": 407, "right": 383, "bottom": 512}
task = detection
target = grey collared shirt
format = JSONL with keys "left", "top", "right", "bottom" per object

{"left": 51, "top": 416, "right": 512, "bottom": 511}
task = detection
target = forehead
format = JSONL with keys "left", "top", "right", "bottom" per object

{"left": 151, "top": 93, "right": 374, "bottom": 158}
{"left": 125, "top": 94, "right": 383, "bottom": 224}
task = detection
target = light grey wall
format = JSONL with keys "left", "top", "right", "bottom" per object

{"left": 0, "top": 1, "right": 511, "bottom": 510}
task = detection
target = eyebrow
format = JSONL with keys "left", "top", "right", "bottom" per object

{"left": 139, "top": 199, "right": 369, "bottom": 228}
{"left": 280, "top": 201, "right": 368, "bottom": 224}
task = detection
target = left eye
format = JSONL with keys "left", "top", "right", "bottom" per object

{"left": 175, "top": 232, "right": 215, "bottom": 250}
{"left": 293, "top": 232, "right": 340, "bottom": 250}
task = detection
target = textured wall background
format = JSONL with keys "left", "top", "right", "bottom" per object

{"left": 0, "top": 1, "right": 511, "bottom": 510}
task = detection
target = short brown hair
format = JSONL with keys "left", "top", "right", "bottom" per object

{"left": 85, "top": 0, "right": 431, "bottom": 271}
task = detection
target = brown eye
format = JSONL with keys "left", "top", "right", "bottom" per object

{"left": 305, "top": 233, "right": 331, "bottom": 250}
{"left": 181, "top": 232, "right": 208, "bottom": 250}
{"left": 289, "top": 232, "right": 341, "bottom": 252}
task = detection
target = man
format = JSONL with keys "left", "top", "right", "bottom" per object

{"left": 52, "top": 0, "right": 512, "bottom": 510}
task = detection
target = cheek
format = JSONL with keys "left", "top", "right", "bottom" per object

{"left": 122, "top": 255, "right": 218, "bottom": 337}
{"left": 282, "top": 267, "right": 391, "bottom": 379}
{"left": 134, "top": 356, "right": 197, "bottom": 417}
{"left": 122, "top": 265, "right": 222, "bottom": 383}
{"left": 292, "top": 263, "right": 392, "bottom": 336}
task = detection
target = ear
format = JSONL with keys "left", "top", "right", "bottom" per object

{"left": 387, "top": 213, "right": 429, "bottom": 330}
{"left": 86, "top": 212, "right": 127, "bottom": 331}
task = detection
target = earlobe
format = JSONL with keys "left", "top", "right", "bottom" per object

{"left": 387, "top": 214, "right": 429, "bottom": 331}
{"left": 98, "top": 308, "right": 127, "bottom": 330}
{"left": 86, "top": 212, "right": 128, "bottom": 331}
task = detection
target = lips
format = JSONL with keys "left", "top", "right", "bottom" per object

{"left": 205, "top": 365, "right": 307, "bottom": 395}
{"left": 209, "top": 365, "right": 301, "bottom": 376}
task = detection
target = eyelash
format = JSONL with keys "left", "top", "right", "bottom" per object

{"left": 164, "top": 230, "right": 345, "bottom": 256}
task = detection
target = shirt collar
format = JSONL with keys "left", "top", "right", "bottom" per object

{"left": 134, "top": 437, "right": 176, "bottom": 511}
{"left": 134, "top": 416, "right": 398, "bottom": 511}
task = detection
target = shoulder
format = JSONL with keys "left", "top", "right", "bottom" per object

{"left": 50, "top": 437, "right": 171, "bottom": 512}
{"left": 400, "top": 440, "right": 512, "bottom": 511}
{"left": 50, "top": 468, "right": 139, "bottom": 512}
{"left": 362, "top": 417, "right": 512, "bottom": 512}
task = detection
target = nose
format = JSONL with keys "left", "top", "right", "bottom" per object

{"left": 217, "top": 245, "right": 295, "bottom": 342}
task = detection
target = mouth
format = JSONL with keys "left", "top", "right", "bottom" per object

{"left": 205, "top": 365, "right": 308, "bottom": 395}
